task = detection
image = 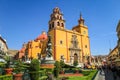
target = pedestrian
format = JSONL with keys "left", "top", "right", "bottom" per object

{"left": 99, "top": 66, "right": 102, "bottom": 75}
{"left": 111, "top": 64, "right": 117, "bottom": 80}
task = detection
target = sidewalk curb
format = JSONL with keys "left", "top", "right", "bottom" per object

{"left": 94, "top": 71, "right": 100, "bottom": 80}
{"left": 92, "top": 70, "right": 98, "bottom": 80}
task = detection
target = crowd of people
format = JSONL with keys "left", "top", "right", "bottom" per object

{"left": 98, "top": 63, "right": 120, "bottom": 80}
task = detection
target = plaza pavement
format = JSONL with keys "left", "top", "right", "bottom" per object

{"left": 94, "top": 70, "right": 105, "bottom": 80}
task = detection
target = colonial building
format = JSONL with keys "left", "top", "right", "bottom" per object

{"left": 108, "top": 46, "right": 118, "bottom": 61}
{"left": 107, "top": 20, "right": 120, "bottom": 65}
{"left": 48, "top": 7, "right": 91, "bottom": 64}
{"left": 14, "top": 43, "right": 27, "bottom": 60}
{"left": 0, "top": 35, "right": 8, "bottom": 62}
{"left": 26, "top": 31, "right": 47, "bottom": 59}
{"left": 18, "top": 7, "right": 91, "bottom": 65}
{"left": 0, "top": 35, "right": 8, "bottom": 53}
{"left": 91, "top": 55, "right": 107, "bottom": 66}
{"left": 116, "top": 20, "right": 120, "bottom": 56}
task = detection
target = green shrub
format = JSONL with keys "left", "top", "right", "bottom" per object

{"left": 60, "top": 60, "right": 65, "bottom": 68}
{"left": 0, "top": 75, "right": 13, "bottom": 80}
{"left": 82, "top": 70, "right": 91, "bottom": 76}
{"left": 14, "top": 60, "right": 28, "bottom": 74}
{"left": 64, "top": 64, "right": 76, "bottom": 68}
{"left": 41, "top": 68, "right": 53, "bottom": 73}
{"left": 29, "top": 71, "right": 40, "bottom": 80}
{"left": 39, "top": 76, "right": 48, "bottom": 80}
{"left": 54, "top": 61, "right": 60, "bottom": 78}
{"left": 30, "top": 59, "right": 40, "bottom": 71}
{"left": 29, "top": 59, "right": 40, "bottom": 80}
{"left": 73, "top": 61, "right": 78, "bottom": 66}
{"left": 39, "top": 70, "right": 46, "bottom": 76}
{"left": 68, "top": 70, "right": 98, "bottom": 80}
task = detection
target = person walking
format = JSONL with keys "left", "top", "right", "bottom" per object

{"left": 111, "top": 64, "right": 117, "bottom": 80}
{"left": 99, "top": 66, "right": 103, "bottom": 75}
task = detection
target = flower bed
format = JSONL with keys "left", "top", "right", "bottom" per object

{"left": 60, "top": 73, "right": 83, "bottom": 77}
{"left": 60, "top": 70, "right": 98, "bottom": 80}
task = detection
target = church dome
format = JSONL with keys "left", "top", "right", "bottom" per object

{"left": 35, "top": 31, "right": 47, "bottom": 41}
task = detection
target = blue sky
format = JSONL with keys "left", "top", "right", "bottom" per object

{"left": 0, "top": 0, "right": 119, "bottom": 55}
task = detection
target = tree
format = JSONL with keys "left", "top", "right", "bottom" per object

{"left": 54, "top": 61, "right": 60, "bottom": 78}
{"left": 60, "top": 60, "right": 65, "bottom": 68}
{"left": 73, "top": 60, "right": 78, "bottom": 66}
{"left": 29, "top": 59, "right": 40, "bottom": 80}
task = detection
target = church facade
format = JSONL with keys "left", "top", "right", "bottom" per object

{"left": 48, "top": 7, "right": 91, "bottom": 64}
{"left": 18, "top": 7, "right": 91, "bottom": 65}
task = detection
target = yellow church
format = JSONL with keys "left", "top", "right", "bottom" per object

{"left": 48, "top": 7, "right": 91, "bottom": 64}
{"left": 20, "top": 7, "right": 91, "bottom": 65}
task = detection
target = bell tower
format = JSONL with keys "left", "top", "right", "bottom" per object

{"left": 48, "top": 7, "right": 65, "bottom": 30}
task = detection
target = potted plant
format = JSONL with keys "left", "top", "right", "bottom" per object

{"left": 13, "top": 60, "right": 28, "bottom": 80}
{"left": 4, "top": 55, "right": 13, "bottom": 75}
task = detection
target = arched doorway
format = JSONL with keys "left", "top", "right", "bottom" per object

{"left": 74, "top": 53, "right": 78, "bottom": 62}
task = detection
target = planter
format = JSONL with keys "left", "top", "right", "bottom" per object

{"left": 13, "top": 73, "right": 23, "bottom": 80}
{"left": 5, "top": 68, "right": 13, "bottom": 75}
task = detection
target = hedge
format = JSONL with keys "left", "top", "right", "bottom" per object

{"left": 39, "top": 76, "right": 48, "bottom": 80}
{"left": 0, "top": 75, "right": 13, "bottom": 80}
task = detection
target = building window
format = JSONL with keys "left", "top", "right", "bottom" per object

{"left": 85, "top": 45, "right": 87, "bottom": 48}
{"left": 49, "top": 24, "right": 51, "bottom": 29}
{"left": 29, "top": 44, "right": 32, "bottom": 48}
{"left": 35, "top": 46, "right": 38, "bottom": 48}
{"left": 61, "top": 23, "right": 64, "bottom": 27}
{"left": 60, "top": 16, "right": 62, "bottom": 20}
{"left": 57, "top": 15, "right": 59, "bottom": 19}
{"left": 52, "top": 22, "right": 54, "bottom": 28}
{"left": 60, "top": 40, "right": 63, "bottom": 44}
{"left": 57, "top": 22, "right": 60, "bottom": 26}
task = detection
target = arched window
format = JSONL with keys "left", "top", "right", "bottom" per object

{"left": 57, "top": 22, "right": 60, "bottom": 26}
{"left": 61, "top": 23, "right": 64, "bottom": 27}
{"left": 52, "top": 22, "right": 54, "bottom": 28}
{"left": 60, "top": 16, "right": 62, "bottom": 20}
{"left": 57, "top": 15, "right": 59, "bottom": 19}
{"left": 49, "top": 24, "right": 51, "bottom": 29}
